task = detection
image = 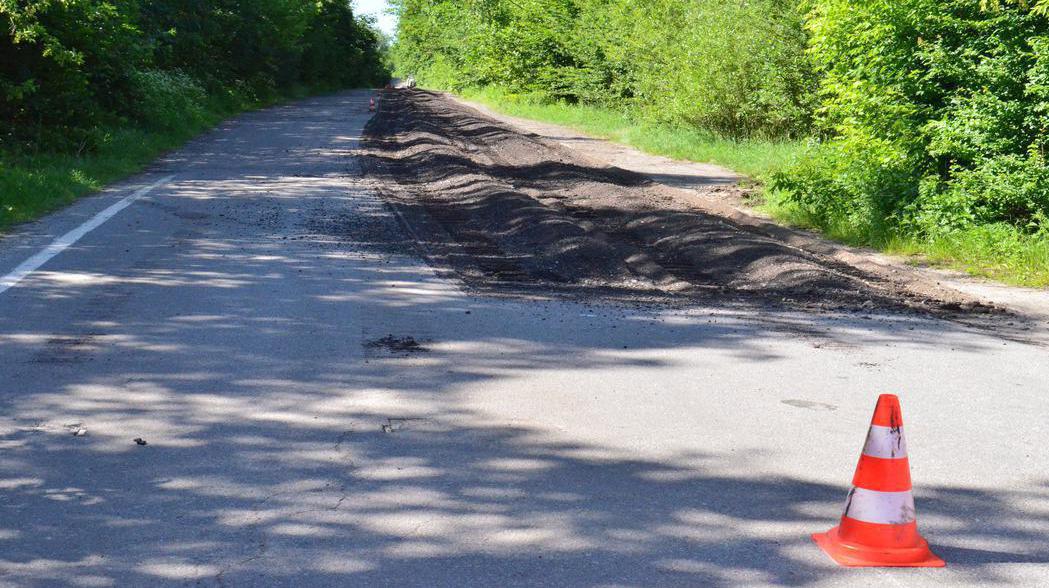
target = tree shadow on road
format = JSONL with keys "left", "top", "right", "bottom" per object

{"left": 1, "top": 397, "right": 1047, "bottom": 586}
{"left": 0, "top": 94, "right": 1045, "bottom": 586}
{"left": 1, "top": 244, "right": 1045, "bottom": 586}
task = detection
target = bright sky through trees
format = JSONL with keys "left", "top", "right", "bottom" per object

{"left": 355, "top": 0, "right": 396, "bottom": 36}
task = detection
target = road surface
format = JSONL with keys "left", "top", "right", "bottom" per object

{"left": 0, "top": 89, "right": 1047, "bottom": 587}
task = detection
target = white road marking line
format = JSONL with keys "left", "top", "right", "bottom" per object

{"left": 0, "top": 175, "right": 174, "bottom": 296}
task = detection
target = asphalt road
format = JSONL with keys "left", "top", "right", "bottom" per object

{"left": 1, "top": 89, "right": 1048, "bottom": 587}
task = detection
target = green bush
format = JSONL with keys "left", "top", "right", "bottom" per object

{"left": 129, "top": 69, "right": 208, "bottom": 131}
{"left": 772, "top": 0, "right": 1049, "bottom": 242}
{"left": 621, "top": 0, "right": 817, "bottom": 139}
{"left": 0, "top": 0, "right": 146, "bottom": 150}
{"left": 392, "top": 0, "right": 817, "bottom": 140}
{"left": 1, "top": 0, "right": 391, "bottom": 153}
{"left": 0, "top": 0, "right": 391, "bottom": 232}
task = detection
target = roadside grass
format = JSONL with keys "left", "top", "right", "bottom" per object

{"left": 1, "top": 126, "right": 205, "bottom": 231}
{"left": 887, "top": 227, "right": 1049, "bottom": 288}
{"left": 457, "top": 86, "right": 802, "bottom": 183}
{"left": 760, "top": 190, "right": 1049, "bottom": 288}
{"left": 455, "top": 85, "right": 1049, "bottom": 289}
{"left": 0, "top": 85, "right": 319, "bottom": 233}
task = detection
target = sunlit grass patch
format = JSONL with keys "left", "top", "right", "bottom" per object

{"left": 456, "top": 86, "right": 803, "bottom": 183}
{"left": 886, "top": 226, "right": 1049, "bottom": 288}
{"left": 760, "top": 189, "right": 1049, "bottom": 288}
{"left": 1, "top": 129, "right": 182, "bottom": 231}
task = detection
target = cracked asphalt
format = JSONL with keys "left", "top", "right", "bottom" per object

{"left": 1, "top": 90, "right": 1048, "bottom": 587}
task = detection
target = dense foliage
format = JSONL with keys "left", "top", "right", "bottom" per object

{"left": 395, "top": 0, "right": 1049, "bottom": 278}
{"left": 1, "top": 0, "right": 389, "bottom": 152}
{"left": 391, "top": 0, "right": 817, "bottom": 139}
{"left": 774, "top": 0, "right": 1049, "bottom": 241}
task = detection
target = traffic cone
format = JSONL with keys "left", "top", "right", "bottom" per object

{"left": 813, "top": 394, "right": 945, "bottom": 567}
{"left": 369, "top": 97, "right": 376, "bottom": 112}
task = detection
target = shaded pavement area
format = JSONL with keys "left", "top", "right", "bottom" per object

{"left": 0, "top": 90, "right": 1047, "bottom": 586}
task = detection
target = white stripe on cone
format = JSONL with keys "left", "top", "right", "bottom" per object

{"left": 843, "top": 487, "right": 917, "bottom": 525}
{"left": 861, "top": 425, "right": 908, "bottom": 459}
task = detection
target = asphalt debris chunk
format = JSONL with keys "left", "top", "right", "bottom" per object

{"left": 365, "top": 334, "right": 428, "bottom": 354}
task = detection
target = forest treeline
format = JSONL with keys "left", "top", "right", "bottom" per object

{"left": 1, "top": 0, "right": 390, "bottom": 152}
{"left": 393, "top": 0, "right": 1049, "bottom": 272}
{"left": 394, "top": 0, "right": 816, "bottom": 140}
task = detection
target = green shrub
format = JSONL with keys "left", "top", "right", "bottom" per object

{"left": 773, "top": 0, "right": 1049, "bottom": 241}
{"left": 129, "top": 69, "right": 208, "bottom": 131}
{"left": 0, "top": 0, "right": 146, "bottom": 150}
{"left": 392, "top": 0, "right": 817, "bottom": 140}
{"left": 623, "top": 0, "right": 817, "bottom": 139}
{"left": 1, "top": 0, "right": 391, "bottom": 154}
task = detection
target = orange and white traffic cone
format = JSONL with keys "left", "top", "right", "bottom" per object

{"left": 813, "top": 394, "right": 945, "bottom": 567}
{"left": 369, "top": 97, "right": 376, "bottom": 112}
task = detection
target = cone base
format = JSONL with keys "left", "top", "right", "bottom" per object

{"left": 813, "top": 527, "right": 945, "bottom": 568}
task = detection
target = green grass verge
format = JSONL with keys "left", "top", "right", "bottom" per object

{"left": 2, "top": 127, "right": 204, "bottom": 231}
{"left": 457, "top": 86, "right": 802, "bottom": 183}
{"left": 455, "top": 85, "right": 1049, "bottom": 289}
{"left": 0, "top": 85, "right": 322, "bottom": 233}
{"left": 760, "top": 189, "right": 1049, "bottom": 288}
{"left": 759, "top": 185, "right": 1049, "bottom": 288}
{"left": 887, "top": 227, "right": 1049, "bottom": 288}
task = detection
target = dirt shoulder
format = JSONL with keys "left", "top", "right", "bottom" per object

{"left": 360, "top": 89, "right": 1012, "bottom": 324}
